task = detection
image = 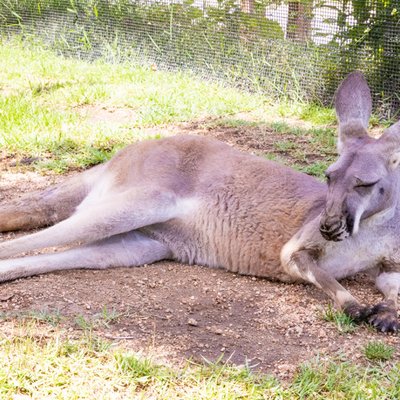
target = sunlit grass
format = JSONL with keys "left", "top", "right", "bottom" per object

{"left": 289, "top": 358, "right": 400, "bottom": 399}
{"left": 0, "top": 36, "right": 385, "bottom": 177}
{"left": 0, "top": 319, "right": 398, "bottom": 399}
{"left": 0, "top": 38, "right": 265, "bottom": 171}
{"left": 0, "top": 38, "right": 342, "bottom": 174}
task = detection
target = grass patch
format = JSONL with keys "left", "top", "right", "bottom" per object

{"left": 289, "top": 358, "right": 400, "bottom": 399}
{"left": 309, "top": 127, "right": 337, "bottom": 151}
{"left": 115, "top": 353, "right": 170, "bottom": 387}
{"left": 24, "top": 309, "right": 62, "bottom": 327}
{"left": 205, "top": 117, "right": 260, "bottom": 129}
{"left": 0, "top": 309, "right": 63, "bottom": 327}
{"left": 74, "top": 307, "right": 124, "bottom": 331}
{"left": 0, "top": 37, "right": 345, "bottom": 175}
{"left": 274, "top": 140, "right": 298, "bottom": 152}
{"left": 0, "top": 38, "right": 267, "bottom": 172}
{"left": 322, "top": 305, "right": 357, "bottom": 334}
{"left": 0, "top": 38, "right": 341, "bottom": 175}
{"left": 260, "top": 122, "right": 335, "bottom": 180}
{"left": 364, "top": 341, "right": 395, "bottom": 362}
{"left": 299, "top": 104, "right": 336, "bottom": 125}
{"left": 294, "top": 161, "right": 330, "bottom": 180}
{"left": 75, "top": 314, "right": 96, "bottom": 331}
{"left": 0, "top": 320, "right": 399, "bottom": 398}
{"left": 98, "top": 306, "right": 123, "bottom": 327}
{"left": 270, "top": 120, "right": 295, "bottom": 134}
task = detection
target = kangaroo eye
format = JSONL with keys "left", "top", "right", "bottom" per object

{"left": 354, "top": 180, "right": 379, "bottom": 195}
{"left": 355, "top": 180, "right": 378, "bottom": 188}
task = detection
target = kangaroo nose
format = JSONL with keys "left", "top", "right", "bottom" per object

{"left": 319, "top": 217, "right": 348, "bottom": 242}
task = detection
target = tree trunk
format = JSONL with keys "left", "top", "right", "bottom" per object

{"left": 287, "top": 1, "right": 312, "bottom": 42}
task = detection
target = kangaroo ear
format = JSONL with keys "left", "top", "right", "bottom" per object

{"left": 335, "top": 71, "right": 372, "bottom": 153}
{"left": 379, "top": 120, "right": 400, "bottom": 170}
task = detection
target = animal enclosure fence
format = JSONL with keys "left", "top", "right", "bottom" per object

{"left": 1, "top": 0, "right": 399, "bottom": 118}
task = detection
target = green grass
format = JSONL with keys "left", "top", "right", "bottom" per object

{"left": 203, "top": 113, "right": 337, "bottom": 180}
{"left": 0, "top": 38, "right": 340, "bottom": 175}
{"left": 0, "top": 309, "right": 63, "bottom": 327}
{"left": 294, "top": 161, "right": 331, "bottom": 179}
{"left": 98, "top": 305, "right": 123, "bottom": 327}
{"left": 74, "top": 308, "right": 123, "bottom": 331}
{"left": 274, "top": 140, "right": 298, "bottom": 152}
{"left": 322, "top": 305, "right": 357, "bottom": 334}
{"left": 270, "top": 120, "right": 295, "bottom": 134}
{"left": 75, "top": 314, "right": 96, "bottom": 331}
{"left": 364, "top": 341, "right": 396, "bottom": 362}
{"left": 0, "top": 320, "right": 399, "bottom": 399}
{"left": 24, "top": 309, "right": 62, "bottom": 327}
{"left": 204, "top": 117, "right": 260, "bottom": 129}
{"left": 289, "top": 358, "right": 400, "bottom": 399}
{"left": 0, "top": 38, "right": 266, "bottom": 171}
{"left": 299, "top": 104, "right": 336, "bottom": 125}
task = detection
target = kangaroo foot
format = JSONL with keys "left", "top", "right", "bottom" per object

{"left": 343, "top": 301, "right": 371, "bottom": 323}
{"left": 367, "top": 302, "right": 399, "bottom": 333}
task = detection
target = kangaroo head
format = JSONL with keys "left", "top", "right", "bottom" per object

{"left": 320, "top": 71, "right": 400, "bottom": 241}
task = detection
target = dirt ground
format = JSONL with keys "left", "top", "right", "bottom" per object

{"left": 0, "top": 121, "right": 399, "bottom": 378}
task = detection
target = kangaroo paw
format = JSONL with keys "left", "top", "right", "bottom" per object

{"left": 343, "top": 302, "right": 371, "bottom": 323}
{"left": 367, "top": 302, "right": 399, "bottom": 333}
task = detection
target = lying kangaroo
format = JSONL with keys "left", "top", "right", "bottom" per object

{"left": 0, "top": 71, "right": 399, "bottom": 332}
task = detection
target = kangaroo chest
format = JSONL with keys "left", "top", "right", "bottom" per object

{"left": 318, "top": 229, "right": 395, "bottom": 279}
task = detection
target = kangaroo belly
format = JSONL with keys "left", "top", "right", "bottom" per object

{"left": 143, "top": 203, "right": 310, "bottom": 282}
{"left": 144, "top": 218, "right": 291, "bottom": 280}
{"left": 142, "top": 160, "right": 325, "bottom": 282}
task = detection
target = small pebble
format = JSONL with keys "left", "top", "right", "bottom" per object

{"left": 188, "top": 318, "right": 198, "bottom": 326}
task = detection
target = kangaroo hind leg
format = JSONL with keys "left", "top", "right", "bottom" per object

{"left": 0, "top": 164, "right": 104, "bottom": 232}
{"left": 0, "top": 187, "right": 183, "bottom": 259}
{"left": 0, "top": 231, "right": 172, "bottom": 282}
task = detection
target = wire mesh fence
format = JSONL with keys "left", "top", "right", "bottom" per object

{"left": 1, "top": 0, "right": 399, "bottom": 118}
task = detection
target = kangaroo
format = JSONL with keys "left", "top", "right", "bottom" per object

{"left": 0, "top": 71, "right": 399, "bottom": 332}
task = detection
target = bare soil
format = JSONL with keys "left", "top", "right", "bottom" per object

{"left": 0, "top": 122, "right": 399, "bottom": 378}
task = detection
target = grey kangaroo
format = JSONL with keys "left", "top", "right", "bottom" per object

{"left": 0, "top": 71, "right": 399, "bottom": 332}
